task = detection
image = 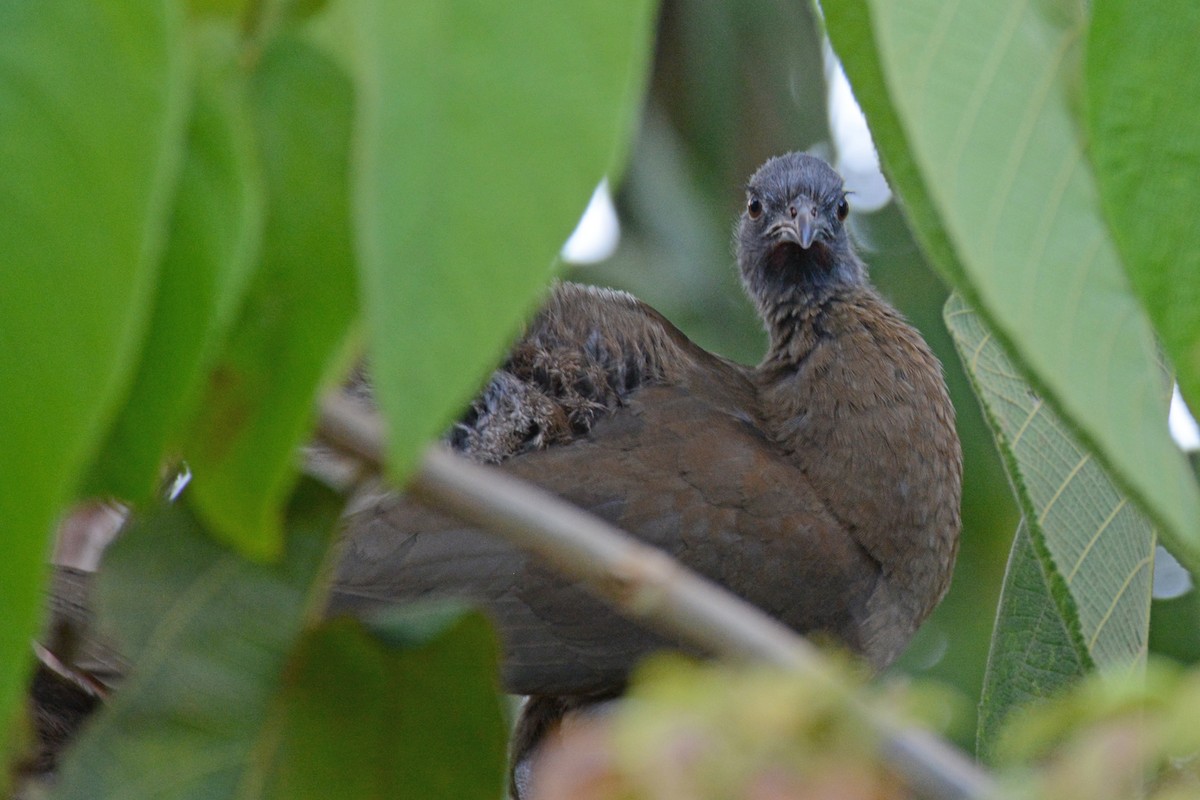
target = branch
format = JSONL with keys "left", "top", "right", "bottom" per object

{"left": 316, "top": 393, "right": 1000, "bottom": 800}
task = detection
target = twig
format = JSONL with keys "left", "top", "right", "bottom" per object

{"left": 316, "top": 393, "right": 1000, "bottom": 800}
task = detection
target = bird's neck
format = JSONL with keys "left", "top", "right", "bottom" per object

{"left": 759, "top": 283, "right": 851, "bottom": 369}
{"left": 745, "top": 247, "right": 868, "bottom": 366}
{"left": 753, "top": 285, "right": 961, "bottom": 666}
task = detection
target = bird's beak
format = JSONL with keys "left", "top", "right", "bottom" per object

{"left": 771, "top": 200, "right": 823, "bottom": 250}
{"left": 797, "top": 215, "right": 819, "bottom": 249}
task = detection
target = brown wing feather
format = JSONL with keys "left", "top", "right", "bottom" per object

{"left": 330, "top": 281, "right": 880, "bottom": 695}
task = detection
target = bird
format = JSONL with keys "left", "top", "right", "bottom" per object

{"left": 328, "top": 152, "right": 962, "bottom": 794}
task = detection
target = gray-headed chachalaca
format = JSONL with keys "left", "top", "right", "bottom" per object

{"left": 328, "top": 152, "right": 962, "bottom": 792}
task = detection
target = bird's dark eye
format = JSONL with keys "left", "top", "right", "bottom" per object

{"left": 747, "top": 198, "right": 763, "bottom": 219}
{"left": 836, "top": 196, "right": 850, "bottom": 221}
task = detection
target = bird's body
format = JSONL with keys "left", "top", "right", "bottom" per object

{"left": 329, "top": 153, "right": 961, "bottom": 788}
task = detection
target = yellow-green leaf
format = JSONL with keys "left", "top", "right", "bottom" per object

{"left": 88, "top": 26, "right": 264, "bottom": 502}
{"left": 350, "top": 0, "right": 658, "bottom": 477}
{"left": 0, "top": 0, "right": 186, "bottom": 755}
{"left": 1087, "top": 0, "right": 1200, "bottom": 416}
{"left": 185, "top": 37, "right": 357, "bottom": 558}
{"left": 823, "top": 0, "right": 1200, "bottom": 571}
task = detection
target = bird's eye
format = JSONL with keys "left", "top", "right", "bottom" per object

{"left": 836, "top": 196, "right": 850, "bottom": 221}
{"left": 747, "top": 198, "right": 763, "bottom": 219}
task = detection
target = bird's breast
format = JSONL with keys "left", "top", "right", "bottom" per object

{"left": 758, "top": 294, "right": 962, "bottom": 639}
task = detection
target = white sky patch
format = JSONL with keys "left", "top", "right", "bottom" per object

{"left": 561, "top": 180, "right": 620, "bottom": 264}
{"left": 824, "top": 43, "right": 892, "bottom": 213}
{"left": 1154, "top": 386, "right": 1196, "bottom": 599}
{"left": 1153, "top": 545, "right": 1193, "bottom": 599}
{"left": 1169, "top": 384, "right": 1200, "bottom": 451}
{"left": 167, "top": 464, "right": 192, "bottom": 501}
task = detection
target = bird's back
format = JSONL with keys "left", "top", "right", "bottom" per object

{"left": 329, "top": 281, "right": 883, "bottom": 695}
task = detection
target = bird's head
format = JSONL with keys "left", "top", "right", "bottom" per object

{"left": 736, "top": 153, "right": 865, "bottom": 315}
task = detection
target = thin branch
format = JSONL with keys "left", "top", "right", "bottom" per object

{"left": 316, "top": 393, "right": 1000, "bottom": 800}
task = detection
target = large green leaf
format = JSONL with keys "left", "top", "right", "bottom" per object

{"left": 53, "top": 479, "right": 341, "bottom": 799}
{"left": 823, "top": 0, "right": 1200, "bottom": 569}
{"left": 260, "top": 612, "right": 506, "bottom": 800}
{"left": 350, "top": 0, "right": 658, "bottom": 476}
{"left": 185, "top": 37, "right": 358, "bottom": 559}
{"left": 88, "top": 26, "right": 264, "bottom": 503}
{"left": 947, "top": 295, "right": 1155, "bottom": 667}
{"left": 976, "top": 522, "right": 1086, "bottom": 762}
{"left": 0, "top": 0, "right": 186, "bottom": 757}
{"left": 1087, "top": 0, "right": 1200, "bottom": 414}
{"left": 946, "top": 296, "right": 1155, "bottom": 750}
{"left": 53, "top": 481, "right": 507, "bottom": 799}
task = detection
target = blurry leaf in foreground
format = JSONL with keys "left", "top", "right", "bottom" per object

{"left": 53, "top": 479, "right": 507, "bottom": 800}
{"left": 185, "top": 35, "right": 358, "bottom": 559}
{"left": 529, "top": 656, "right": 955, "bottom": 800}
{"left": 0, "top": 0, "right": 187, "bottom": 762}
{"left": 1087, "top": 0, "right": 1200, "bottom": 415}
{"left": 261, "top": 609, "right": 506, "bottom": 800}
{"left": 87, "top": 25, "right": 264, "bottom": 503}
{"left": 822, "top": 0, "right": 1200, "bottom": 572}
{"left": 350, "top": 0, "right": 658, "bottom": 478}
{"left": 54, "top": 478, "right": 341, "bottom": 799}
{"left": 994, "top": 661, "right": 1200, "bottom": 800}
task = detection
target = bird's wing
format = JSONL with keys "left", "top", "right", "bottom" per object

{"left": 331, "top": 382, "right": 882, "bottom": 696}
{"left": 448, "top": 281, "right": 722, "bottom": 462}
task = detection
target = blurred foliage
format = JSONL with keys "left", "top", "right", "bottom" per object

{"left": 526, "top": 656, "right": 948, "bottom": 800}
{"left": 51, "top": 479, "right": 507, "bottom": 800}
{"left": 0, "top": 0, "right": 187, "bottom": 751}
{"left": 524, "top": 657, "right": 1200, "bottom": 800}
{"left": 1087, "top": 0, "right": 1200, "bottom": 418}
{"left": 347, "top": 0, "right": 658, "bottom": 480}
{"left": 84, "top": 24, "right": 264, "bottom": 507}
{"left": 182, "top": 34, "right": 358, "bottom": 558}
{"left": 993, "top": 660, "right": 1200, "bottom": 800}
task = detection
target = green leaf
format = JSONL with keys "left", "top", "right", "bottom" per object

{"left": 823, "top": 0, "right": 1200, "bottom": 570}
{"left": 946, "top": 296, "right": 1156, "bottom": 752}
{"left": 946, "top": 295, "right": 1155, "bottom": 667}
{"left": 187, "top": 0, "right": 247, "bottom": 17}
{"left": 1087, "top": 0, "right": 1200, "bottom": 414}
{"left": 185, "top": 36, "right": 358, "bottom": 559}
{"left": 350, "top": 0, "right": 658, "bottom": 477}
{"left": 976, "top": 522, "right": 1086, "bottom": 762}
{"left": 53, "top": 478, "right": 342, "bottom": 799}
{"left": 260, "top": 612, "right": 506, "bottom": 800}
{"left": 88, "top": 25, "right": 264, "bottom": 503}
{"left": 0, "top": 0, "right": 186, "bottom": 756}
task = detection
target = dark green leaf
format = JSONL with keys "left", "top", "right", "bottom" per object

{"left": 53, "top": 478, "right": 342, "bottom": 799}
{"left": 945, "top": 296, "right": 1155, "bottom": 670}
{"left": 185, "top": 37, "right": 358, "bottom": 558}
{"left": 350, "top": 0, "right": 658, "bottom": 476}
{"left": 1150, "top": 590, "right": 1200, "bottom": 667}
{"left": 976, "top": 522, "right": 1086, "bottom": 762}
{"left": 88, "top": 25, "right": 264, "bottom": 502}
{"left": 0, "top": 0, "right": 186, "bottom": 755}
{"left": 260, "top": 612, "right": 506, "bottom": 800}
{"left": 823, "top": 0, "right": 1200, "bottom": 570}
{"left": 1087, "top": 0, "right": 1200, "bottom": 414}
{"left": 946, "top": 296, "right": 1156, "bottom": 755}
